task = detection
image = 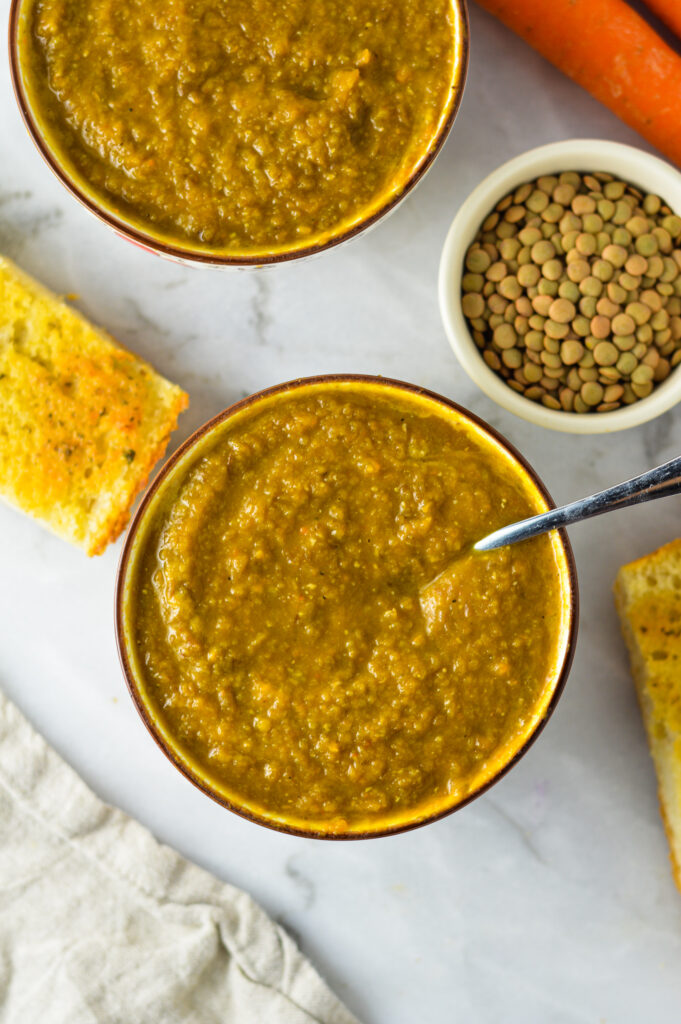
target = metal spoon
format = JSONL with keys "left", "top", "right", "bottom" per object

{"left": 419, "top": 453, "right": 681, "bottom": 634}
{"left": 474, "top": 453, "right": 681, "bottom": 552}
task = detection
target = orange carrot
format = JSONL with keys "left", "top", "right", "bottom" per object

{"left": 645, "top": 1, "right": 681, "bottom": 41}
{"left": 476, "top": 0, "right": 681, "bottom": 169}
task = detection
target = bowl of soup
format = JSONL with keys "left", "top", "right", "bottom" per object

{"left": 10, "top": 0, "right": 468, "bottom": 265}
{"left": 116, "top": 376, "right": 578, "bottom": 838}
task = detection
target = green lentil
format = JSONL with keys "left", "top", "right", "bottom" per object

{"left": 626, "top": 216, "right": 648, "bottom": 237}
{"left": 518, "top": 226, "right": 542, "bottom": 246}
{"left": 542, "top": 203, "right": 564, "bottom": 224}
{"left": 593, "top": 341, "right": 618, "bottom": 366}
{"left": 517, "top": 264, "right": 541, "bottom": 288}
{"left": 661, "top": 258, "right": 679, "bottom": 283}
{"left": 618, "top": 272, "right": 640, "bottom": 292}
{"left": 580, "top": 276, "right": 603, "bottom": 297}
{"left": 531, "top": 241, "right": 556, "bottom": 265}
{"left": 466, "top": 249, "right": 490, "bottom": 273}
{"left": 499, "top": 276, "right": 522, "bottom": 301}
{"left": 583, "top": 213, "right": 603, "bottom": 234}
{"left": 483, "top": 349, "right": 502, "bottom": 371}
{"left": 607, "top": 282, "right": 628, "bottom": 304}
{"left": 523, "top": 361, "right": 543, "bottom": 382}
{"left": 514, "top": 183, "right": 533, "bottom": 204}
{"left": 545, "top": 320, "right": 570, "bottom": 340}
{"left": 549, "top": 298, "right": 575, "bottom": 323}
{"left": 612, "top": 200, "right": 631, "bottom": 224}
{"left": 572, "top": 195, "right": 596, "bottom": 216}
{"left": 462, "top": 293, "right": 485, "bottom": 319}
{"left": 558, "top": 280, "right": 581, "bottom": 303}
{"left": 502, "top": 348, "right": 522, "bottom": 369}
{"left": 567, "top": 259, "right": 591, "bottom": 283}
{"left": 576, "top": 233, "right": 597, "bottom": 257}
{"left": 581, "top": 381, "right": 604, "bottom": 405}
{"left": 542, "top": 259, "right": 563, "bottom": 281}
{"left": 591, "top": 315, "right": 611, "bottom": 339}
{"left": 612, "top": 312, "right": 635, "bottom": 336}
{"left": 572, "top": 315, "right": 591, "bottom": 337}
{"left": 602, "top": 244, "right": 628, "bottom": 268}
{"left": 461, "top": 171, "right": 681, "bottom": 414}
{"left": 617, "top": 352, "right": 637, "bottom": 375}
{"left": 596, "top": 231, "right": 611, "bottom": 254}
{"left": 596, "top": 297, "right": 621, "bottom": 319}
{"left": 653, "top": 227, "right": 673, "bottom": 253}
{"left": 486, "top": 262, "right": 506, "bottom": 282}
{"left": 527, "top": 191, "right": 549, "bottom": 214}
{"left": 651, "top": 308, "right": 670, "bottom": 330}
{"left": 580, "top": 296, "right": 598, "bottom": 318}
{"left": 560, "top": 213, "right": 581, "bottom": 233}
{"left": 625, "top": 254, "right": 648, "bottom": 276}
{"left": 462, "top": 273, "right": 484, "bottom": 292}
{"left": 592, "top": 259, "right": 614, "bottom": 282}
{"left": 612, "top": 227, "right": 632, "bottom": 248}
{"left": 496, "top": 221, "right": 517, "bottom": 240}
{"left": 663, "top": 215, "right": 681, "bottom": 237}
{"left": 636, "top": 234, "right": 659, "bottom": 257}
{"left": 641, "top": 289, "right": 663, "bottom": 311}
{"left": 604, "top": 181, "right": 626, "bottom": 201}
{"left": 560, "top": 340, "right": 584, "bottom": 365}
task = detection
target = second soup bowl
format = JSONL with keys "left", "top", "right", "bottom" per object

{"left": 116, "top": 375, "right": 578, "bottom": 838}
{"left": 10, "top": 0, "right": 469, "bottom": 266}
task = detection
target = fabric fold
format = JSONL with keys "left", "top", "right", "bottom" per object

{"left": 0, "top": 691, "right": 359, "bottom": 1024}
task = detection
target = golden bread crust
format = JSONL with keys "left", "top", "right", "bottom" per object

{"left": 614, "top": 538, "right": 681, "bottom": 894}
{"left": 0, "top": 256, "right": 188, "bottom": 554}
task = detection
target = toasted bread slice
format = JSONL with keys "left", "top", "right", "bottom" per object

{"left": 0, "top": 256, "right": 188, "bottom": 554}
{"left": 614, "top": 538, "right": 681, "bottom": 891}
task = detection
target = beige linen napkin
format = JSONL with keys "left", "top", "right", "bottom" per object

{"left": 0, "top": 690, "right": 360, "bottom": 1024}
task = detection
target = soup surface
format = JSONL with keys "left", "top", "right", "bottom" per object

{"left": 124, "top": 385, "right": 571, "bottom": 834}
{"left": 21, "top": 0, "right": 459, "bottom": 254}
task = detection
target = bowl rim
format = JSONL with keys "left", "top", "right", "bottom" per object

{"left": 8, "top": 0, "right": 469, "bottom": 267}
{"left": 439, "top": 138, "right": 681, "bottom": 434}
{"left": 115, "top": 373, "right": 579, "bottom": 840}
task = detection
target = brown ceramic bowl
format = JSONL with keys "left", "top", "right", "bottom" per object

{"left": 115, "top": 375, "right": 578, "bottom": 839}
{"left": 9, "top": 0, "right": 468, "bottom": 267}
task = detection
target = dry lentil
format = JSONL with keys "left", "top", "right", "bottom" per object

{"left": 460, "top": 171, "right": 681, "bottom": 413}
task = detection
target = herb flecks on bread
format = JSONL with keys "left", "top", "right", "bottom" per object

{"left": 614, "top": 538, "right": 681, "bottom": 892}
{"left": 0, "top": 256, "right": 188, "bottom": 554}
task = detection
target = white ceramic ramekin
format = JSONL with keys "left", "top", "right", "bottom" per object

{"left": 439, "top": 140, "right": 681, "bottom": 433}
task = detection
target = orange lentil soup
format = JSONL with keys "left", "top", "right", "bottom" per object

{"left": 120, "top": 382, "right": 573, "bottom": 835}
{"left": 18, "top": 0, "right": 464, "bottom": 256}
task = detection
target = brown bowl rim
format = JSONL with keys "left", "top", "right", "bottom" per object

{"left": 115, "top": 374, "right": 579, "bottom": 840}
{"left": 8, "top": 0, "right": 469, "bottom": 267}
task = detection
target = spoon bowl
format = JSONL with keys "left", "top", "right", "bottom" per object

{"left": 474, "top": 454, "right": 681, "bottom": 552}
{"left": 421, "top": 454, "right": 681, "bottom": 630}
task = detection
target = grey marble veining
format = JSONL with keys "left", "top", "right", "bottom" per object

{"left": 2, "top": 4, "right": 681, "bottom": 1022}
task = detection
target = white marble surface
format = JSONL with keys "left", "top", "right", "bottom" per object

{"left": 3, "top": 4, "right": 681, "bottom": 1021}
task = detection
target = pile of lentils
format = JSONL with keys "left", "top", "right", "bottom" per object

{"left": 461, "top": 171, "right": 681, "bottom": 412}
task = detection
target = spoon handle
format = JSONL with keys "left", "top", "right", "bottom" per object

{"left": 474, "top": 454, "right": 681, "bottom": 552}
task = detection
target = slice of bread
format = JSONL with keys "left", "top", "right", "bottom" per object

{"left": 0, "top": 256, "right": 188, "bottom": 555}
{"left": 614, "top": 538, "right": 681, "bottom": 891}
